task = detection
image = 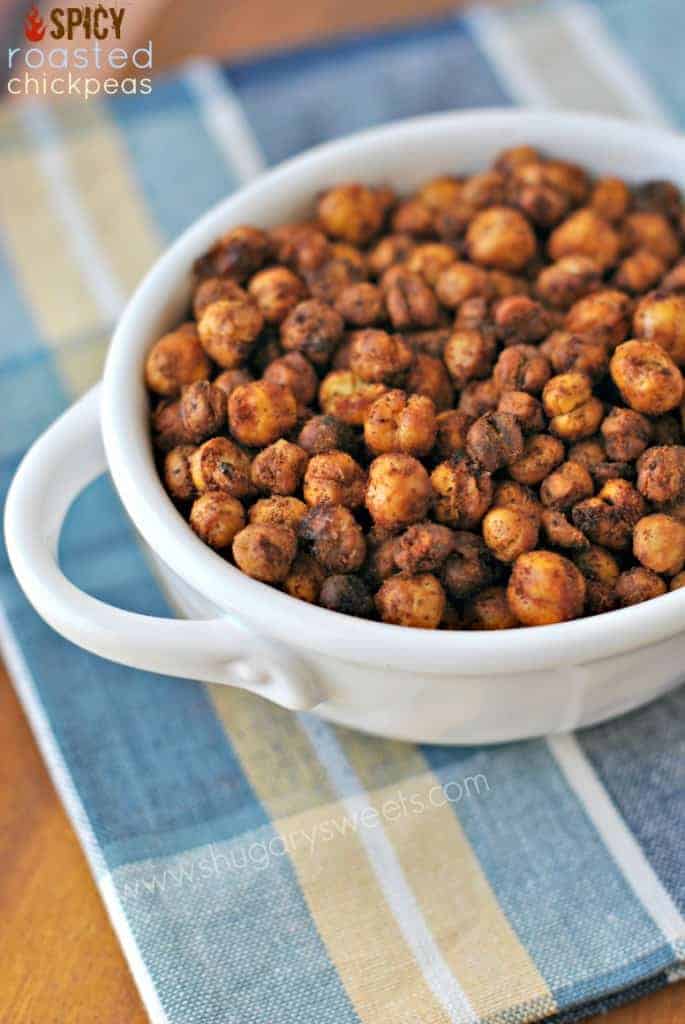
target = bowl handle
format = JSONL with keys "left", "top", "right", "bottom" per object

{"left": 4, "top": 385, "right": 322, "bottom": 711}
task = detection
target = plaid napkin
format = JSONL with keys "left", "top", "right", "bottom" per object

{"left": 2, "top": 2, "right": 685, "bottom": 1022}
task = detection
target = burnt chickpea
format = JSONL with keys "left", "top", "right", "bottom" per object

{"left": 145, "top": 323, "right": 211, "bottom": 397}
{"left": 189, "top": 437, "right": 252, "bottom": 498}
{"left": 510, "top": 434, "right": 565, "bottom": 486}
{"left": 418, "top": 176, "right": 463, "bottom": 210}
{"left": 591, "top": 460, "right": 635, "bottom": 487}
{"left": 572, "top": 478, "right": 646, "bottom": 551}
{"left": 151, "top": 399, "right": 186, "bottom": 451}
{"left": 548, "top": 208, "right": 620, "bottom": 270}
{"left": 443, "top": 329, "right": 495, "bottom": 388}
{"left": 615, "top": 250, "right": 666, "bottom": 295}
{"left": 364, "top": 390, "right": 437, "bottom": 457}
{"left": 229, "top": 380, "right": 297, "bottom": 447}
{"left": 406, "top": 243, "right": 456, "bottom": 287}
{"left": 459, "top": 378, "right": 500, "bottom": 418}
{"left": 407, "top": 353, "right": 453, "bottom": 411}
{"left": 392, "top": 197, "right": 435, "bottom": 237}
{"left": 497, "top": 391, "right": 545, "bottom": 434}
{"left": 375, "top": 574, "right": 446, "bottom": 629}
{"left": 610, "top": 340, "right": 684, "bottom": 415}
{"left": 394, "top": 522, "right": 455, "bottom": 574}
{"left": 250, "top": 337, "right": 284, "bottom": 376}
{"left": 601, "top": 407, "right": 652, "bottom": 461}
{"left": 192, "top": 277, "right": 247, "bottom": 319}
{"left": 637, "top": 445, "right": 685, "bottom": 504}
{"left": 633, "top": 291, "right": 685, "bottom": 365}
{"left": 543, "top": 372, "right": 603, "bottom": 441}
{"left": 214, "top": 367, "right": 254, "bottom": 398}
{"left": 466, "top": 412, "right": 524, "bottom": 472}
{"left": 194, "top": 225, "right": 271, "bottom": 282}
{"left": 540, "top": 460, "right": 594, "bottom": 511}
{"left": 248, "top": 266, "right": 305, "bottom": 324}
{"left": 305, "top": 255, "right": 366, "bottom": 304}
{"left": 197, "top": 298, "right": 264, "bottom": 369}
{"left": 232, "top": 523, "right": 297, "bottom": 583}
{"left": 281, "top": 299, "right": 344, "bottom": 366}
{"left": 335, "top": 282, "right": 385, "bottom": 326}
{"left": 251, "top": 439, "right": 308, "bottom": 496}
{"left": 299, "top": 503, "right": 366, "bottom": 573}
{"left": 283, "top": 553, "right": 326, "bottom": 604}
{"left": 318, "top": 184, "right": 383, "bottom": 245}
{"left": 624, "top": 212, "right": 680, "bottom": 264}
{"left": 493, "top": 344, "right": 551, "bottom": 395}
{"left": 441, "top": 531, "right": 497, "bottom": 600}
{"left": 435, "top": 262, "right": 490, "bottom": 308}
{"left": 431, "top": 456, "right": 493, "bottom": 529}
{"left": 540, "top": 508, "right": 588, "bottom": 551}
{"left": 263, "top": 352, "right": 318, "bottom": 407}
{"left": 319, "top": 370, "right": 387, "bottom": 425}
{"left": 403, "top": 327, "right": 451, "bottom": 358}
{"left": 536, "top": 256, "right": 601, "bottom": 310}
{"left": 590, "top": 176, "right": 630, "bottom": 222}
{"left": 349, "top": 329, "right": 414, "bottom": 384}
{"left": 483, "top": 505, "right": 539, "bottom": 563}
{"left": 464, "top": 586, "right": 519, "bottom": 630}
{"left": 364, "top": 532, "right": 399, "bottom": 587}
{"left": 541, "top": 331, "right": 608, "bottom": 383}
{"left": 508, "top": 550, "right": 586, "bottom": 625}
{"left": 163, "top": 445, "right": 196, "bottom": 502}
{"left": 633, "top": 513, "right": 685, "bottom": 576}
{"left": 303, "top": 451, "right": 366, "bottom": 508}
{"left": 179, "top": 380, "right": 226, "bottom": 444}
{"left": 366, "top": 453, "right": 432, "bottom": 529}
{"left": 466, "top": 206, "right": 537, "bottom": 271}
{"left": 367, "top": 234, "right": 415, "bottom": 277}
{"left": 565, "top": 289, "right": 632, "bottom": 349}
{"left": 249, "top": 495, "right": 307, "bottom": 531}
{"left": 652, "top": 413, "right": 683, "bottom": 446}
{"left": 190, "top": 492, "right": 245, "bottom": 549}
{"left": 320, "top": 575, "right": 374, "bottom": 617}
{"left": 385, "top": 270, "right": 439, "bottom": 330}
{"left": 494, "top": 296, "right": 550, "bottom": 346}
{"left": 434, "top": 409, "right": 472, "bottom": 459}
{"left": 615, "top": 566, "right": 667, "bottom": 607}
{"left": 297, "top": 414, "right": 357, "bottom": 456}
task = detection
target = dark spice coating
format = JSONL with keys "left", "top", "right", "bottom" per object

{"left": 147, "top": 149, "right": 685, "bottom": 628}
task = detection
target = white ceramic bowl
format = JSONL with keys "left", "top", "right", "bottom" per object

{"left": 6, "top": 109, "right": 685, "bottom": 744}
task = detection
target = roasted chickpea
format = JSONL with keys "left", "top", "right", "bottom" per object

{"left": 634, "top": 180, "right": 682, "bottom": 222}
{"left": 443, "top": 329, "right": 495, "bottom": 388}
{"left": 194, "top": 225, "right": 271, "bottom": 282}
{"left": 193, "top": 277, "right": 247, "bottom": 319}
{"left": 483, "top": 505, "right": 539, "bottom": 563}
{"left": 303, "top": 451, "right": 366, "bottom": 508}
{"left": 464, "top": 586, "right": 519, "bottom": 630}
{"left": 610, "top": 340, "right": 684, "bottom": 415}
{"left": 615, "top": 250, "right": 666, "bottom": 294}
{"left": 615, "top": 566, "right": 667, "bottom": 607}
{"left": 540, "top": 461, "right": 594, "bottom": 511}
{"left": 319, "top": 574, "right": 374, "bottom": 617}
{"left": 151, "top": 399, "right": 186, "bottom": 451}
{"left": 214, "top": 367, "right": 254, "bottom": 398}
{"left": 364, "top": 390, "right": 437, "bottom": 457}
{"left": 637, "top": 445, "right": 685, "bottom": 504}
{"left": 574, "top": 543, "right": 620, "bottom": 614}
{"left": 249, "top": 495, "right": 307, "bottom": 531}
{"left": 283, "top": 553, "right": 326, "bottom": 604}
{"left": 270, "top": 223, "right": 329, "bottom": 273}
{"left": 298, "top": 503, "right": 366, "bottom": 573}
{"left": 375, "top": 574, "right": 446, "bottom": 629}
{"left": 418, "top": 176, "right": 463, "bottom": 210}
{"left": 190, "top": 492, "right": 245, "bottom": 549}
{"left": 434, "top": 409, "right": 472, "bottom": 459}
{"left": 189, "top": 437, "right": 252, "bottom": 498}
{"left": 197, "top": 298, "right": 264, "bottom": 369}
{"left": 364, "top": 532, "right": 399, "bottom": 587}
{"left": 548, "top": 208, "right": 620, "bottom": 269}
{"left": 461, "top": 170, "right": 506, "bottom": 208}
{"left": 281, "top": 299, "right": 344, "bottom": 366}
{"left": 543, "top": 372, "right": 604, "bottom": 441}
{"left": 540, "top": 159, "right": 590, "bottom": 203}
{"left": 540, "top": 508, "right": 588, "bottom": 551}
{"left": 633, "top": 513, "right": 685, "bottom": 576}
{"left": 507, "top": 550, "right": 586, "bottom": 625}
{"left": 467, "top": 206, "right": 537, "bottom": 271}
{"left": 633, "top": 291, "right": 685, "bottom": 365}
{"left": 435, "top": 262, "right": 490, "bottom": 308}
{"left": 441, "top": 531, "right": 497, "bottom": 599}
{"left": 305, "top": 255, "right": 366, "bottom": 304}
{"left": 455, "top": 295, "right": 492, "bottom": 333}
{"left": 590, "top": 176, "right": 630, "bottom": 222}
{"left": 509, "top": 433, "right": 565, "bottom": 486}
{"left": 565, "top": 289, "right": 632, "bottom": 349}
{"left": 247, "top": 266, "right": 305, "bottom": 324}
{"left": 232, "top": 523, "right": 297, "bottom": 583}
{"left": 431, "top": 456, "right": 493, "bottom": 529}
{"left": 227, "top": 380, "right": 296, "bottom": 448}
{"left": 572, "top": 478, "right": 646, "bottom": 551}
{"left": 145, "top": 323, "right": 211, "bottom": 397}
{"left": 661, "top": 259, "right": 685, "bottom": 294}
{"left": 263, "top": 352, "right": 318, "bottom": 407}
{"left": 402, "top": 327, "right": 450, "bottom": 358}
{"left": 367, "top": 234, "right": 416, "bottom": 277}
{"left": 670, "top": 571, "right": 685, "bottom": 591}
{"left": 349, "top": 329, "right": 413, "bottom": 384}
{"left": 493, "top": 296, "right": 550, "bottom": 346}
{"left": 318, "top": 183, "right": 383, "bottom": 245}
{"left": 163, "top": 445, "right": 196, "bottom": 501}
{"left": 488, "top": 270, "right": 530, "bottom": 300}
{"left": 466, "top": 412, "right": 524, "bottom": 472}
{"left": 407, "top": 353, "right": 453, "bottom": 411}
{"left": 179, "top": 380, "right": 226, "bottom": 444}
{"left": 600, "top": 407, "right": 652, "bottom": 462}
{"left": 394, "top": 522, "right": 455, "bottom": 574}
{"left": 541, "top": 331, "right": 608, "bottom": 382}
{"left": 406, "top": 243, "right": 456, "bottom": 286}
{"left": 512, "top": 179, "right": 569, "bottom": 229}
{"left": 385, "top": 270, "right": 439, "bottom": 329}
{"left": 494, "top": 145, "right": 540, "bottom": 175}
{"left": 335, "top": 282, "right": 385, "bottom": 326}
{"left": 652, "top": 413, "right": 683, "bottom": 446}
{"left": 250, "top": 439, "right": 308, "bottom": 496}
{"left": 366, "top": 453, "right": 432, "bottom": 529}
{"left": 319, "top": 370, "right": 387, "bottom": 425}
{"left": 623, "top": 211, "right": 680, "bottom": 264}
{"left": 297, "top": 414, "right": 357, "bottom": 456}
{"left": 497, "top": 391, "right": 545, "bottom": 434}
{"left": 493, "top": 344, "right": 551, "bottom": 395}
{"left": 536, "top": 256, "right": 601, "bottom": 310}
{"left": 567, "top": 438, "right": 606, "bottom": 472}
{"left": 392, "top": 197, "right": 435, "bottom": 237}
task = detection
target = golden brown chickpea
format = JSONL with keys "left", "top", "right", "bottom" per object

{"left": 541, "top": 331, "right": 608, "bottom": 383}
{"left": 197, "top": 298, "right": 264, "bottom": 369}
{"left": 194, "top": 225, "right": 271, "bottom": 282}
{"left": 590, "top": 176, "right": 631, "bottom": 222}
{"left": 633, "top": 291, "right": 685, "bottom": 365}
{"left": 366, "top": 453, "right": 432, "bottom": 529}
{"left": 494, "top": 145, "right": 540, "bottom": 175}
{"left": 303, "top": 451, "right": 366, "bottom": 508}
{"left": 670, "top": 571, "right": 685, "bottom": 591}
{"left": 507, "top": 550, "right": 586, "bottom": 625}
{"left": 297, "top": 414, "right": 357, "bottom": 456}
{"left": 232, "top": 523, "right": 297, "bottom": 583}
{"left": 434, "top": 409, "right": 472, "bottom": 459}
{"left": 364, "top": 390, "right": 437, "bottom": 457}
{"left": 488, "top": 270, "right": 530, "bottom": 300}
{"left": 466, "top": 412, "right": 524, "bottom": 472}
{"left": 318, "top": 183, "right": 383, "bottom": 245}
{"left": 455, "top": 295, "right": 492, "bottom": 333}
{"left": 250, "top": 439, "right": 308, "bottom": 496}
{"left": 179, "top": 380, "right": 226, "bottom": 444}
{"left": 637, "top": 445, "right": 685, "bottom": 505}
{"left": 512, "top": 179, "right": 570, "bottom": 229}
{"left": 615, "top": 566, "right": 667, "bottom": 607}
{"left": 348, "top": 329, "right": 414, "bottom": 384}
{"left": 548, "top": 208, "right": 620, "bottom": 269}
{"left": 319, "top": 370, "right": 387, "bottom": 425}
{"left": 320, "top": 574, "right": 374, "bottom": 617}
{"left": 540, "top": 508, "right": 588, "bottom": 551}
{"left": 610, "top": 340, "right": 684, "bottom": 415}
{"left": 298, "top": 503, "right": 366, "bottom": 573}
{"left": 614, "top": 249, "right": 666, "bottom": 295}
{"left": 494, "top": 296, "right": 550, "bottom": 346}
{"left": 565, "top": 288, "right": 632, "bottom": 349}
{"left": 190, "top": 492, "right": 245, "bottom": 550}
{"left": 406, "top": 353, "right": 453, "bottom": 411}
{"left": 431, "top": 456, "right": 493, "bottom": 529}
{"left": 458, "top": 378, "right": 500, "bottom": 419}
{"left": 492, "top": 479, "right": 540, "bottom": 515}
{"left": 461, "top": 170, "right": 506, "bottom": 208}
{"left": 367, "top": 233, "right": 416, "bottom": 277}
{"left": 483, "top": 505, "right": 539, "bottom": 563}
{"left": 163, "top": 445, "right": 196, "bottom": 501}
{"left": 145, "top": 323, "right": 211, "bottom": 397}
{"left": 247, "top": 266, "right": 305, "bottom": 324}
{"left": 281, "top": 298, "right": 344, "bottom": 367}
{"left": 375, "top": 573, "right": 446, "bottom": 629}
{"left": 228, "top": 380, "right": 298, "bottom": 447}
{"left": 335, "top": 282, "right": 385, "bottom": 326}
{"left": 441, "top": 531, "right": 497, "bottom": 600}
{"left": 535, "top": 256, "right": 601, "bottom": 310}
{"left": 496, "top": 390, "right": 545, "bottom": 434}
{"left": 392, "top": 197, "right": 435, "bottom": 237}
{"left": 418, "top": 176, "right": 463, "bottom": 210}
{"left": 542, "top": 372, "right": 604, "bottom": 441}
{"left": 601, "top": 407, "right": 652, "bottom": 462}
{"left": 434, "top": 262, "right": 490, "bottom": 308}
{"left": 633, "top": 513, "right": 685, "bottom": 576}
{"left": 566, "top": 437, "right": 604, "bottom": 470}
{"left": 466, "top": 206, "right": 537, "bottom": 271}
{"left": 464, "top": 586, "right": 519, "bottom": 630}
{"left": 623, "top": 211, "right": 680, "bottom": 264}
{"left": 249, "top": 495, "right": 308, "bottom": 531}
{"left": 214, "top": 367, "right": 254, "bottom": 398}
{"left": 443, "top": 329, "right": 495, "bottom": 389}
{"left": 269, "top": 223, "right": 329, "bottom": 272}
{"left": 192, "top": 276, "right": 247, "bottom": 319}
{"left": 394, "top": 521, "right": 455, "bottom": 574}
{"left": 406, "top": 243, "right": 456, "bottom": 286}
{"left": 189, "top": 437, "right": 253, "bottom": 498}
{"left": 572, "top": 478, "right": 646, "bottom": 551}
{"left": 283, "top": 553, "right": 326, "bottom": 604}
{"left": 493, "top": 344, "right": 551, "bottom": 395}
{"left": 509, "top": 433, "right": 565, "bottom": 486}
{"left": 385, "top": 269, "right": 439, "bottom": 330}
{"left": 151, "top": 399, "right": 186, "bottom": 451}
{"left": 540, "top": 461, "right": 594, "bottom": 511}
{"left": 263, "top": 352, "right": 318, "bottom": 407}
{"left": 540, "top": 159, "right": 590, "bottom": 203}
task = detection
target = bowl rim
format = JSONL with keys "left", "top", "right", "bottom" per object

{"left": 102, "top": 107, "right": 685, "bottom": 674}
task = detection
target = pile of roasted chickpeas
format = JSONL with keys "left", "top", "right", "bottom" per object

{"left": 146, "top": 145, "right": 685, "bottom": 630}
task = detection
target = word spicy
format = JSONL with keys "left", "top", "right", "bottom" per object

{"left": 24, "top": 6, "right": 126, "bottom": 43}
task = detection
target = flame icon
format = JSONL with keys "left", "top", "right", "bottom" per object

{"left": 24, "top": 5, "right": 46, "bottom": 42}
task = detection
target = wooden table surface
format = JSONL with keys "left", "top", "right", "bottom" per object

{"left": 2, "top": 1, "right": 684, "bottom": 1020}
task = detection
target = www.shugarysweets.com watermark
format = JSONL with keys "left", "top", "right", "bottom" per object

{"left": 119, "top": 773, "right": 491, "bottom": 901}
{"left": 7, "top": 5, "right": 152, "bottom": 98}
